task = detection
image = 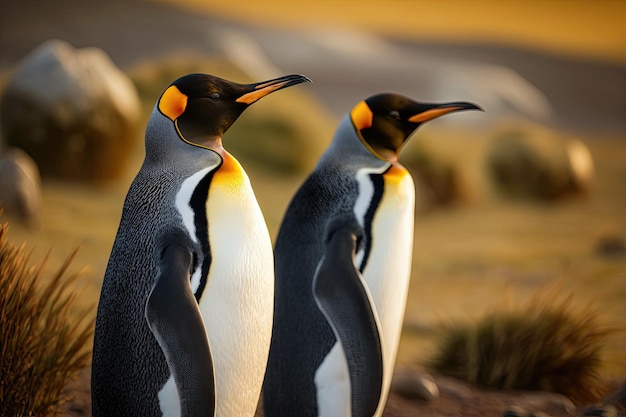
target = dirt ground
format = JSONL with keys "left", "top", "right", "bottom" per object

{"left": 61, "top": 366, "right": 626, "bottom": 417}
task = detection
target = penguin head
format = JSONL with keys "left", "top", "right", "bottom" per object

{"left": 350, "top": 93, "right": 482, "bottom": 161}
{"left": 157, "top": 73, "right": 311, "bottom": 148}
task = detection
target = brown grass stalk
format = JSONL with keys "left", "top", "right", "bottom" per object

{"left": 0, "top": 221, "right": 94, "bottom": 417}
{"left": 427, "top": 282, "right": 615, "bottom": 403}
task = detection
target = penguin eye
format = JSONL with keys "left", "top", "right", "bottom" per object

{"left": 389, "top": 110, "right": 401, "bottom": 120}
{"left": 209, "top": 92, "right": 221, "bottom": 101}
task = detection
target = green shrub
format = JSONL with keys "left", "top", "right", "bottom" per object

{"left": 0, "top": 221, "right": 93, "bottom": 417}
{"left": 427, "top": 285, "right": 613, "bottom": 403}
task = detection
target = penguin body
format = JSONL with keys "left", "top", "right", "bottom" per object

{"left": 92, "top": 73, "right": 310, "bottom": 417}
{"left": 264, "top": 94, "right": 481, "bottom": 417}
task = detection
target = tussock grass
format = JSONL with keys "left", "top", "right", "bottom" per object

{"left": 427, "top": 283, "right": 615, "bottom": 403}
{"left": 0, "top": 221, "right": 93, "bottom": 417}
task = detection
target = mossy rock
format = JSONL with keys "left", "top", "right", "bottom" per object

{"left": 486, "top": 124, "right": 594, "bottom": 200}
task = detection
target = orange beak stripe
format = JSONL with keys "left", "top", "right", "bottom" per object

{"left": 350, "top": 100, "right": 373, "bottom": 131}
{"left": 408, "top": 106, "right": 462, "bottom": 123}
{"left": 158, "top": 85, "right": 188, "bottom": 121}
{"left": 236, "top": 81, "right": 289, "bottom": 104}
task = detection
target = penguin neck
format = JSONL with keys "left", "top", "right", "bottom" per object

{"left": 356, "top": 129, "right": 399, "bottom": 163}
{"left": 190, "top": 134, "right": 223, "bottom": 151}
{"left": 326, "top": 116, "right": 392, "bottom": 166}
{"left": 175, "top": 122, "right": 224, "bottom": 152}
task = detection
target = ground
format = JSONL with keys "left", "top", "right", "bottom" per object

{"left": 61, "top": 367, "right": 626, "bottom": 417}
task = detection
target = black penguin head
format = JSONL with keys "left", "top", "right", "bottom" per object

{"left": 350, "top": 93, "right": 483, "bottom": 161}
{"left": 158, "top": 73, "right": 311, "bottom": 148}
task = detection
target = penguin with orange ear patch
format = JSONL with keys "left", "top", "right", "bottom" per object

{"left": 92, "top": 73, "right": 310, "bottom": 417}
{"left": 264, "top": 93, "right": 482, "bottom": 417}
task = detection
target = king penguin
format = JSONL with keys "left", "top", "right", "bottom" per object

{"left": 91, "top": 72, "right": 310, "bottom": 417}
{"left": 264, "top": 93, "right": 482, "bottom": 417}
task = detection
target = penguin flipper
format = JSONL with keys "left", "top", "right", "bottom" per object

{"left": 313, "top": 216, "right": 384, "bottom": 417}
{"left": 145, "top": 243, "right": 215, "bottom": 417}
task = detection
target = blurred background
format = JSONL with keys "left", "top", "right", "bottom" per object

{"left": 0, "top": 0, "right": 625, "bottom": 394}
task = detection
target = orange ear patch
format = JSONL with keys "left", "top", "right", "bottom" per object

{"left": 350, "top": 101, "right": 373, "bottom": 131}
{"left": 158, "top": 85, "right": 188, "bottom": 121}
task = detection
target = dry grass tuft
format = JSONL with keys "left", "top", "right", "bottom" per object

{"left": 0, "top": 221, "right": 94, "bottom": 417}
{"left": 427, "top": 283, "right": 615, "bottom": 403}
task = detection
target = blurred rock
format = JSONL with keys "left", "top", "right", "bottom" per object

{"left": 516, "top": 392, "right": 576, "bottom": 416}
{"left": 503, "top": 405, "right": 531, "bottom": 417}
{"left": 603, "top": 378, "right": 626, "bottom": 406}
{"left": 432, "top": 374, "right": 474, "bottom": 400}
{"left": 582, "top": 404, "right": 618, "bottom": 417}
{"left": 59, "top": 367, "right": 91, "bottom": 417}
{"left": 502, "top": 390, "right": 577, "bottom": 417}
{"left": 594, "top": 235, "right": 626, "bottom": 257}
{"left": 401, "top": 142, "right": 465, "bottom": 210}
{"left": 486, "top": 124, "right": 594, "bottom": 201}
{"left": 391, "top": 368, "right": 440, "bottom": 401}
{"left": 0, "top": 147, "right": 41, "bottom": 227}
{"left": 0, "top": 39, "right": 141, "bottom": 182}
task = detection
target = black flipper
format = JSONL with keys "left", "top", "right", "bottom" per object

{"left": 313, "top": 215, "right": 384, "bottom": 417}
{"left": 145, "top": 243, "right": 215, "bottom": 417}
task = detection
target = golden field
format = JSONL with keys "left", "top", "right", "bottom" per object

{"left": 2, "top": 0, "right": 625, "bottom": 399}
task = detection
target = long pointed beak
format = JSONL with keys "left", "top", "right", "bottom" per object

{"left": 408, "top": 102, "right": 483, "bottom": 123}
{"left": 236, "top": 74, "right": 312, "bottom": 104}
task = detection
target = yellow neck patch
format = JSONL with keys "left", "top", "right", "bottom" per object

{"left": 350, "top": 100, "right": 373, "bottom": 131}
{"left": 212, "top": 150, "right": 247, "bottom": 189}
{"left": 158, "top": 85, "right": 188, "bottom": 121}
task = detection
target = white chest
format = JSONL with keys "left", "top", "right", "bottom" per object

{"left": 357, "top": 164, "right": 415, "bottom": 416}
{"left": 315, "top": 164, "right": 415, "bottom": 417}
{"left": 171, "top": 154, "right": 274, "bottom": 417}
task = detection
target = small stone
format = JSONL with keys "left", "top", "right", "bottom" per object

{"left": 0, "top": 147, "right": 41, "bottom": 226}
{"left": 435, "top": 375, "right": 474, "bottom": 400}
{"left": 582, "top": 405, "right": 618, "bottom": 417}
{"left": 516, "top": 391, "right": 576, "bottom": 415}
{"left": 391, "top": 368, "right": 440, "bottom": 401}
{"left": 503, "top": 405, "right": 531, "bottom": 417}
{"left": 595, "top": 235, "right": 626, "bottom": 257}
{"left": 603, "top": 378, "right": 626, "bottom": 406}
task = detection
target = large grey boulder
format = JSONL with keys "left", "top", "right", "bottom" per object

{"left": 0, "top": 40, "right": 141, "bottom": 182}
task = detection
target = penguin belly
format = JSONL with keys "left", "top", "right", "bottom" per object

{"left": 199, "top": 152, "right": 274, "bottom": 416}
{"left": 362, "top": 164, "right": 415, "bottom": 417}
{"left": 312, "top": 163, "right": 414, "bottom": 417}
